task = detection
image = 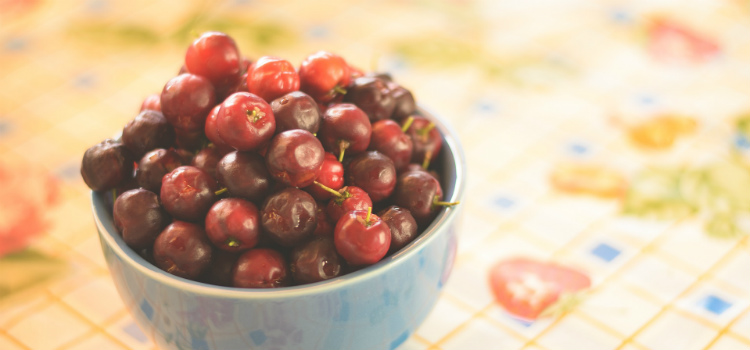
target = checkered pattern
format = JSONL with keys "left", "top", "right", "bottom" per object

{"left": 1, "top": 0, "right": 750, "bottom": 349}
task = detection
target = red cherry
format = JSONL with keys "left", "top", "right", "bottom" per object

{"left": 232, "top": 248, "right": 290, "bottom": 288}
{"left": 205, "top": 198, "right": 260, "bottom": 252}
{"left": 204, "top": 105, "right": 231, "bottom": 149}
{"left": 334, "top": 208, "right": 391, "bottom": 266}
{"left": 139, "top": 93, "right": 161, "bottom": 112}
{"left": 160, "top": 166, "right": 218, "bottom": 222}
{"left": 265, "top": 129, "right": 325, "bottom": 188}
{"left": 323, "top": 185, "right": 372, "bottom": 222}
{"left": 346, "top": 151, "right": 397, "bottom": 203}
{"left": 369, "top": 118, "right": 413, "bottom": 171}
{"left": 303, "top": 153, "right": 344, "bottom": 201}
{"left": 247, "top": 56, "right": 300, "bottom": 102}
{"left": 299, "top": 51, "right": 351, "bottom": 103}
{"left": 406, "top": 116, "right": 442, "bottom": 167}
{"left": 160, "top": 73, "right": 216, "bottom": 131}
{"left": 216, "top": 92, "right": 276, "bottom": 151}
{"left": 319, "top": 103, "right": 371, "bottom": 161}
{"left": 153, "top": 221, "right": 213, "bottom": 281}
{"left": 185, "top": 32, "right": 241, "bottom": 90}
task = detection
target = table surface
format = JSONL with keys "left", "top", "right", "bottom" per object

{"left": 2, "top": 1, "right": 750, "bottom": 349}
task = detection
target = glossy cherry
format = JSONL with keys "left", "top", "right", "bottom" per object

{"left": 205, "top": 198, "right": 260, "bottom": 252}
{"left": 204, "top": 105, "right": 231, "bottom": 150}
{"left": 322, "top": 184, "right": 373, "bottom": 222}
{"left": 122, "top": 110, "right": 175, "bottom": 158}
{"left": 369, "top": 118, "right": 413, "bottom": 171}
{"left": 113, "top": 188, "right": 170, "bottom": 250}
{"left": 319, "top": 103, "right": 371, "bottom": 161}
{"left": 298, "top": 51, "right": 351, "bottom": 103}
{"left": 378, "top": 205, "right": 418, "bottom": 254}
{"left": 247, "top": 56, "right": 300, "bottom": 102}
{"left": 261, "top": 188, "right": 318, "bottom": 247}
{"left": 334, "top": 208, "right": 391, "bottom": 266}
{"left": 303, "top": 152, "right": 344, "bottom": 201}
{"left": 216, "top": 92, "right": 276, "bottom": 151}
{"left": 265, "top": 129, "right": 324, "bottom": 188}
{"left": 388, "top": 82, "right": 417, "bottom": 121}
{"left": 271, "top": 91, "right": 321, "bottom": 134}
{"left": 135, "top": 148, "right": 185, "bottom": 193}
{"left": 233, "top": 248, "right": 290, "bottom": 288}
{"left": 184, "top": 32, "right": 241, "bottom": 90}
{"left": 81, "top": 139, "right": 135, "bottom": 192}
{"left": 346, "top": 151, "right": 397, "bottom": 203}
{"left": 393, "top": 170, "right": 457, "bottom": 226}
{"left": 290, "top": 236, "right": 342, "bottom": 284}
{"left": 343, "top": 76, "right": 395, "bottom": 122}
{"left": 160, "top": 73, "right": 216, "bottom": 131}
{"left": 215, "top": 151, "right": 272, "bottom": 203}
{"left": 153, "top": 221, "right": 213, "bottom": 281}
{"left": 160, "top": 166, "right": 219, "bottom": 221}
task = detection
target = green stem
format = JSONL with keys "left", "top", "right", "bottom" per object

{"left": 225, "top": 237, "right": 241, "bottom": 248}
{"left": 401, "top": 116, "right": 415, "bottom": 133}
{"left": 433, "top": 195, "right": 460, "bottom": 209}
{"left": 338, "top": 140, "right": 350, "bottom": 162}
{"left": 333, "top": 85, "right": 348, "bottom": 96}
{"left": 215, "top": 188, "right": 228, "bottom": 196}
{"left": 422, "top": 150, "right": 432, "bottom": 170}
{"left": 314, "top": 181, "right": 343, "bottom": 197}
{"left": 365, "top": 207, "right": 373, "bottom": 227}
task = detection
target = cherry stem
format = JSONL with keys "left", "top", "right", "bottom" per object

{"left": 433, "top": 196, "right": 460, "bottom": 208}
{"left": 313, "top": 181, "right": 343, "bottom": 197}
{"left": 422, "top": 150, "right": 432, "bottom": 170}
{"left": 111, "top": 189, "right": 117, "bottom": 203}
{"left": 338, "top": 140, "right": 350, "bottom": 162}
{"left": 225, "top": 237, "right": 241, "bottom": 248}
{"left": 365, "top": 206, "right": 373, "bottom": 227}
{"left": 418, "top": 123, "right": 436, "bottom": 138}
{"left": 333, "top": 85, "right": 347, "bottom": 96}
{"left": 215, "top": 188, "right": 228, "bottom": 196}
{"left": 401, "top": 116, "right": 415, "bottom": 132}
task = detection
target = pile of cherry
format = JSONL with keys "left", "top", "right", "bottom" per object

{"left": 81, "top": 31, "right": 459, "bottom": 288}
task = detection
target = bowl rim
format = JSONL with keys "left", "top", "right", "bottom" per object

{"left": 92, "top": 105, "right": 466, "bottom": 298}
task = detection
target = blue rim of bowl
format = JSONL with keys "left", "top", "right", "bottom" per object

{"left": 92, "top": 105, "right": 466, "bottom": 298}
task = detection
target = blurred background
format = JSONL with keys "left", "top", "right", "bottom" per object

{"left": 2, "top": 0, "right": 750, "bottom": 349}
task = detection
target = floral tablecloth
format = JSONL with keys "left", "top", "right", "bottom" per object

{"left": 2, "top": 0, "right": 750, "bottom": 349}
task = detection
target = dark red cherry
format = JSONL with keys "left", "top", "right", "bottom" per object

{"left": 216, "top": 92, "right": 276, "bottom": 151}
{"left": 139, "top": 93, "right": 161, "bottom": 112}
{"left": 136, "top": 148, "right": 185, "bottom": 193}
{"left": 191, "top": 146, "right": 230, "bottom": 180}
{"left": 393, "top": 171, "right": 457, "bottom": 227}
{"left": 303, "top": 153, "right": 343, "bottom": 201}
{"left": 369, "top": 119, "right": 413, "bottom": 172}
{"left": 233, "top": 248, "right": 290, "bottom": 288}
{"left": 160, "top": 73, "right": 216, "bottom": 131}
{"left": 298, "top": 51, "right": 351, "bottom": 103}
{"left": 205, "top": 198, "right": 260, "bottom": 252}
{"left": 265, "top": 129, "right": 324, "bottom": 188}
{"left": 160, "top": 166, "right": 219, "bottom": 221}
{"left": 185, "top": 32, "right": 241, "bottom": 90}
{"left": 324, "top": 185, "right": 372, "bottom": 222}
{"left": 343, "top": 76, "right": 395, "bottom": 122}
{"left": 290, "top": 236, "right": 342, "bottom": 284}
{"left": 122, "top": 110, "right": 175, "bottom": 158}
{"left": 113, "top": 188, "right": 170, "bottom": 250}
{"left": 378, "top": 205, "right": 418, "bottom": 254}
{"left": 319, "top": 103, "right": 371, "bottom": 161}
{"left": 334, "top": 208, "right": 391, "bottom": 266}
{"left": 261, "top": 188, "right": 318, "bottom": 247}
{"left": 81, "top": 139, "right": 135, "bottom": 192}
{"left": 271, "top": 91, "right": 321, "bottom": 134}
{"left": 388, "top": 82, "right": 416, "bottom": 121}
{"left": 346, "top": 151, "right": 397, "bottom": 203}
{"left": 406, "top": 116, "right": 442, "bottom": 167}
{"left": 153, "top": 221, "right": 213, "bottom": 281}
{"left": 216, "top": 151, "right": 272, "bottom": 203}
{"left": 247, "top": 56, "right": 300, "bottom": 102}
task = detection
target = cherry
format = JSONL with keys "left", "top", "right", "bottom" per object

{"left": 346, "top": 151, "right": 397, "bottom": 203}
{"left": 343, "top": 76, "right": 395, "bottom": 122}
{"left": 153, "top": 221, "right": 213, "bottom": 281}
{"left": 312, "top": 205, "right": 334, "bottom": 237}
{"left": 122, "top": 110, "right": 175, "bottom": 158}
{"left": 247, "top": 56, "right": 300, "bottom": 102}
{"left": 369, "top": 118, "right": 413, "bottom": 172}
{"left": 403, "top": 163, "right": 441, "bottom": 182}
{"left": 319, "top": 184, "right": 373, "bottom": 222}
{"left": 160, "top": 73, "right": 216, "bottom": 131}
{"left": 265, "top": 129, "right": 324, "bottom": 188}
{"left": 205, "top": 198, "right": 260, "bottom": 252}
{"left": 378, "top": 205, "right": 418, "bottom": 254}
{"left": 200, "top": 250, "right": 239, "bottom": 287}
{"left": 299, "top": 51, "right": 351, "bottom": 103}
{"left": 216, "top": 92, "right": 276, "bottom": 151}
{"left": 81, "top": 139, "right": 135, "bottom": 192}
{"left": 233, "top": 248, "right": 290, "bottom": 288}
{"left": 215, "top": 151, "right": 272, "bottom": 203}
{"left": 185, "top": 32, "right": 241, "bottom": 90}
{"left": 204, "top": 105, "right": 231, "bottom": 150}
{"left": 303, "top": 153, "right": 343, "bottom": 201}
{"left": 139, "top": 93, "right": 161, "bottom": 112}
{"left": 261, "top": 187, "right": 317, "bottom": 247}
{"left": 319, "top": 103, "right": 371, "bottom": 161}
{"left": 271, "top": 91, "right": 321, "bottom": 134}
{"left": 388, "top": 82, "right": 416, "bottom": 121}
{"left": 406, "top": 116, "right": 442, "bottom": 167}
{"left": 191, "top": 146, "right": 230, "bottom": 179}
{"left": 392, "top": 170, "right": 458, "bottom": 226}
{"left": 160, "top": 166, "right": 219, "bottom": 222}
{"left": 290, "top": 236, "right": 342, "bottom": 284}
{"left": 334, "top": 208, "right": 391, "bottom": 266}
{"left": 113, "top": 188, "right": 170, "bottom": 250}
{"left": 135, "top": 148, "right": 185, "bottom": 193}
